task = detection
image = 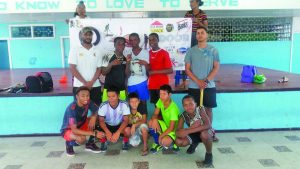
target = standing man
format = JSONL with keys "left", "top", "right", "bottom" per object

{"left": 69, "top": 27, "right": 102, "bottom": 106}
{"left": 185, "top": 26, "right": 220, "bottom": 141}
{"left": 148, "top": 33, "right": 173, "bottom": 105}
{"left": 185, "top": 0, "right": 208, "bottom": 47}
{"left": 127, "top": 33, "right": 150, "bottom": 114}
{"left": 101, "top": 37, "right": 130, "bottom": 102}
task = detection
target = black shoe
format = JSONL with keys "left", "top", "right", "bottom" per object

{"left": 85, "top": 143, "right": 101, "bottom": 153}
{"left": 186, "top": 142, "right": 199, "bottom": 154}
{"left": 122, "top": 142, "right": 130, "bottom": 151}
{"left": 203, "top": 153, "right": 213, "bottom": 165}
{"left": 100, "top": 142, "right": 108, "bottom": 152}
{"left": 66, "top": 142, "right": 75, "bottom": 157}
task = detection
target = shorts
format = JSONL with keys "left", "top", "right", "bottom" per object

{"left": 102, "top": 88, "right": 126, "bottom": 102}
{"left": 63, "top": 119, "right": 90, "bottom": 142}
{"left": 149, "top": 89, "right": 160, "bottom": 104}
{"left": 188, "top": 88, "right": 217, "bottom": 108}
{"left": 187, "top": 132, "right": 202, "bottom": 145}
{"left": 158, "top": 120, "right": 176, "bottom": 141}
{"left": 128, "top": 80, "right": 149, "bottom": 101}
{"left": 99, "top": 123, "right": 131, "bottom": 134}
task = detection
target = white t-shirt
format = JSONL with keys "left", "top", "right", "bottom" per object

{"left": 68, "top": 45, "right": 103, "bottom": 87}
{"left": 98, "top": 100, "right": 130, "bottom": 126}
{"left": 127, "top": 49, "right": 149, "bottom": 86}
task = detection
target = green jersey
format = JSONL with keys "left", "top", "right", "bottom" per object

{"left": 156, "top": 99, "right": 180, "bottom": 131}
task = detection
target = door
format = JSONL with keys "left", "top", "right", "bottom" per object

{"left": 62, "top": 37, "right": 70, "bottom": 68}
{"left": 0, "top": 40, "right": 10, "bottom": 69}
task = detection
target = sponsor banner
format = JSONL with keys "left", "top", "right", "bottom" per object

{"left": 0, "top": 0, "right": 299, "bottom": 14}
{"left": 69, "top": 18, "right": 192, "bottom": 70}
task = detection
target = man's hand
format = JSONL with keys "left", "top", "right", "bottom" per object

{"left": 138, "top": 59, "right": 148, "bottom": 66}
{"left": 110, "top": 59, "right": 121, "bottom": 67}
{"left": 152, "top": 119, "right": 160, "bottom": 133}
{"left": 88, "top": 117, "right": 96, "bottom": 130}
{"left": 111, "top": 132, "right": 121, "bottom": 143}
{"left": 96, "top": 131, "right": 106, "bottom": 139}
{"left": 126, "top": 54, "right": 132, "bottom": 62}
{"left": 176, "top": 129, "right": 187, "bottom": 138}
{"left": 196, "top": 79, "right": 207, "bottom": 89}
{"left": 85, "top": 81, "right": 94, "bottom": 89}
{"left": 105, "top": 131, "right": 113, "bottom": 142}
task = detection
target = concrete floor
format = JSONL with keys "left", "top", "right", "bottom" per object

{"left": 0, "top": 131, "right": 300, "bottom": 169}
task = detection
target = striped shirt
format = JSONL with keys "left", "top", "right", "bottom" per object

{"left": 184, "top": 10, "right": 208, "bottom": 32}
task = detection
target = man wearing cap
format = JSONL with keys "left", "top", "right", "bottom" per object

{"left": 68, "top": 26, "right": 103, "bottom": 106}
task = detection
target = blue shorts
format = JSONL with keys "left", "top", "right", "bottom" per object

{"left": 128, "top": 80, "right": 149, "bottom": 101}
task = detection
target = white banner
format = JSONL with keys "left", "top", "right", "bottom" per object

{"left": 69, "top": 18, "right": 192, "bottom": 70}
{"left": 0, "top": 0, "right": 299, "bottom": 14}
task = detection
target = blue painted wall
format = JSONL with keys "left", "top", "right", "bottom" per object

{"left": 211, "top": 41, "right": 292, "bottom": 72}
{"left": 0, "top": 40, "right": 10, "bottom": 69}
{"left": 0, "top": 22, "right": 69, "bottom": 68}
{"left": 292, "top": 33, "right": 300, "bottom": 74}
{"left": 0, "top": 21, "right": 296, "bottom": 72}
{"left": 1, "top": 92, "right": 299, "bottom": 135}
{"left": 0, "top": 96, "right": 73, "bottom": 135}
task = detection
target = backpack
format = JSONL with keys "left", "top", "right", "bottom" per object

{"left": 25, "top": 72, "right": 53, "bottom": 93}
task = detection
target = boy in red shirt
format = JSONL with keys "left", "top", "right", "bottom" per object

{"left": 148, "top": 33, "right": 173, "bottom": 105}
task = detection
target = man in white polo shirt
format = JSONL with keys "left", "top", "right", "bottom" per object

{"left": 69, "top": 26, "right": 102, "bottom": 106}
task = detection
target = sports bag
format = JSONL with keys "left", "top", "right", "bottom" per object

{"left": 26, "top": 72, "right": 53, "bottom": 93}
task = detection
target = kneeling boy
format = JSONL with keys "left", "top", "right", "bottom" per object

{"left": 175, "top": 95, "right": 213, "bottom": 165}
{"left": 98, "top": 87, "right": 131, "bottom": 152}
{"left": 60, "top": 86, "right": 102, "bottom": 156}
{"left": 128, "top": 92, "right": 149, "bottom": 156}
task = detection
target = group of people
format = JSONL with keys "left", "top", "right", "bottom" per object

{"left": 60, "top": 0, "right": 219, "bottom": 166}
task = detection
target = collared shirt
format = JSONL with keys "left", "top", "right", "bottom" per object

{"left": 68, "top": 45, "right": 103, "bottom": 87}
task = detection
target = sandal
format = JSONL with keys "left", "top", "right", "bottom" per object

{"left": 141, "top": 148, "right": 149, "bottom": 156}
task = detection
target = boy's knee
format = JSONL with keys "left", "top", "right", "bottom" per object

{"left": 161, "top": 137, "right": 173, "bottom": 147}
{"left": 175, "top": 139, "right": 183, "bottom": 146}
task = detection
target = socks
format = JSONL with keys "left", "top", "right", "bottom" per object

{"left": 87, "top": 136, "right": 95, "bottom": 144}
{"left": 100, "top": 138, "right": 107, "bottom": 143}
{"left": 149, "top": 128, "right": 160, "bottom": 144}
{"left": 66, "top": 141, "right": 80, "bottom": 146}
{"left": 123, "top": 137, "right": 129, "bottom": 143}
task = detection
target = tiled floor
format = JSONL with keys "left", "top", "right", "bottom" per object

{"left": 0, "top": 131, "right": 300, "bottom": 169}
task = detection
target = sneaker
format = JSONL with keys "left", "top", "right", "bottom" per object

{"left": 172, "top": 144, "right": 180, "bottom": 152}
{"left": 203, "top": 153, "right": 213, "bottom": 166}
{"left": 122, "top": 142, "right": 130, "bottom": 151}
{"left": 100, "top": 142, "right": 108, "bottom": 152}
{"left": 150, "top": 143, "right": 162, "bottom": 154}
{"left": 186, "top": 142, "right": 199, "bottom": 154}
{"left": 85, "top": 143, "right": 101, "bottom": 153}
{"left": 66, "top": 143, "right": 75, "bottom": 157}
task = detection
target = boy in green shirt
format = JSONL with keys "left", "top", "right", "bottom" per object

{"left": 148, "top": 84, "right": 180, "bottom": 153}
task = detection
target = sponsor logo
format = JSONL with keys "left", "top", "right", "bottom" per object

{"left": 150, "top": 21, "right": 164, "bottom": 33}
{"left": 159, "top": 34, "right": 190, "bottom": 43}
{"left": 166, "top": 24, "right": 174, "bottom": 32}
{"left": 165, "top": 45, "right": 176, "bottom": 53}
{"left": 177, "top": 19, "right": 190, "bottom": 31}
{"left": 177, "top": 47, "right": 188, "bottom": 55}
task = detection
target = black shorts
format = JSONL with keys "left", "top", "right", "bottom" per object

{"left": 149, "top": 89, "right": 160, "bottom": 104}
{"left": 187, "top": 132, "right": 202, "bottom": 144}
{"left": 188, "top": 88, "right": 217, "bottom": 108}
{"left": 99, "top": 123, "right": 130, "bottom": 133}
{"left": 73, "top": 86, "right": 102, "bottom": 106}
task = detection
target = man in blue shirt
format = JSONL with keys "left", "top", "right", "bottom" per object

{"left": 185, "top": 26, "right": 220, "bottom": 145}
